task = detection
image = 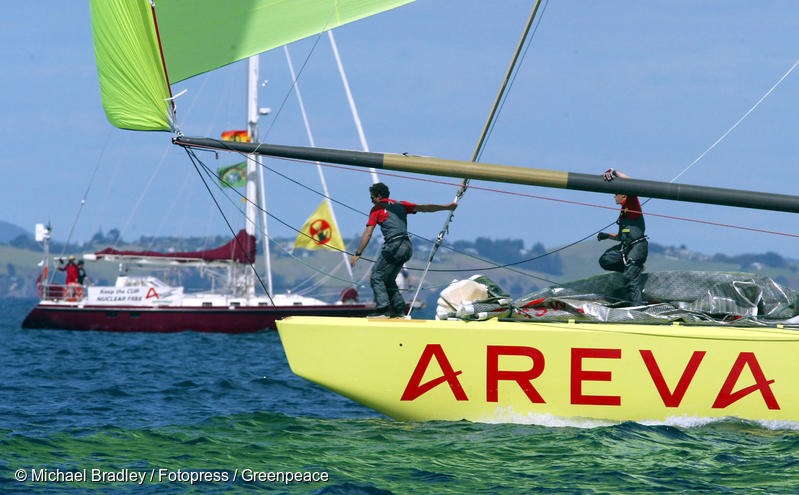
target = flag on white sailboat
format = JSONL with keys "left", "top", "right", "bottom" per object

{"left": 294, "top": 201, "right": 345, "bottom": 251}
{"left": 221, "top": 130, "right": 251, "bottom": 142}
{"left": 217, "top": 162, "right": 247, "bottom": 188}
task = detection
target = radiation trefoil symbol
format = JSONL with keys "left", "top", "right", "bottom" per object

{"left": 309, "top": 219, "right": 332, "bottom": 245}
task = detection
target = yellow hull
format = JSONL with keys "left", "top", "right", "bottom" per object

{"left": 277, "top": 316, "right": 799, "bottom": 423}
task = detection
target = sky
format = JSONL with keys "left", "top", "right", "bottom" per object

{"left": 3, "top": 1, "right": 799, "bottom": 260}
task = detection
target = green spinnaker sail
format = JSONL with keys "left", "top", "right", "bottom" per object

{"left": 90, "top": 0, "right": 415, "bottom": 131}
{"left": 90, "top": 0, "right": 171, "bottom": 131}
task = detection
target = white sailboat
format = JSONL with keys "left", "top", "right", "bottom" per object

{"left": 21, "top": 1, "right": 410, "bottom": 332}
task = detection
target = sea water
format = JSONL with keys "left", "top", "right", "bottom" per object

{"left": 2, "top": 298, "right": 798, "bottom": 494}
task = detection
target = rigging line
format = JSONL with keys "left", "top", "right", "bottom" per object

{"left": 638, "top": 58, "right": 799, "bottom": 212}
{"left": 281, "top": 155, "right": 799, "bottom": 239}
{"left": 195, "top": 157, "right": 336, "bottom": 250}
{"left": 408, "top": 0, "right": 547, "bottom": 315}
{"left": 56, "top": 125, "right": 114, "bottom": 266}
{"left": 434, "top": 183, "right": 799, "bottom": 238}
{"left": 193, "top": 151, "right": 555, "bottom": 284}
{"left": 458, "top": 37, "right": 799, "bottom": 273}
{"left": 293, "top": 259, "right": 346, "bottom": 296}
{"left": 90, "top": 133, "right": 128, "bottom": 242}
{"left": 227, "top": 151, "right": 558, "bottom": 280}
{"left": 285, "top": 252, "right": 347, "bottom": 293}
{"left": 147, "top": 170, "right": 194, "bottom": 251}
{"left": 257, "top": 155, "right": 799, "bottom": 277}
{"left": 198, "top": 147, "right": 608, "bottom": 280}
{"left": 183, "top": 141, "right": 596, "bottom": 282}
{"left": 283, "top": 44, "right": 355, "bottom": 284}
{"left": 161, "top": 69, "right": 233, "bottom": 252}
{"left": 222, "top": 148, "right": 799, "bottom": 285}
{"left": 192, "top": 155, "right": 370, "bottom": 288}
{"left": 222, "top": 146, "right": 432, "bottom": 239}
{"left": 669, "top": 58, "right": 799, "bottom": 185}
{"left": 411, "top": 252, "right": 556, "bottom": 281}
{"left": 217, "top": 146, "right": 375, "bottom": 227}
{"left": 184, "top": 148, "right": 275, "bottom": 305}
{"left": 260, "top": 7, "right": 337, "bottom": 143}
{"left": 113, "top": 141, "right": 173, "bottom": 249}
{"left": 562, "top": 58, "right": 799, "bottom": 265}
{"left": 476, "top": 0, "right": 550, "bottom": 163}
{"left": 115, "top": 72, "right": 213, "bottom": 250}
{"left": 326, "top": 30, "right": 380, "bottom": 183}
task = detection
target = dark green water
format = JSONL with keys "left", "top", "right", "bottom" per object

{"left": 2, "top": 299, "right": 798, "bottom": 493}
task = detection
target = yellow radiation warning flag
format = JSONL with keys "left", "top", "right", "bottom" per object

{"left": 294, "top": 201, "right": 345, "bottom": 251}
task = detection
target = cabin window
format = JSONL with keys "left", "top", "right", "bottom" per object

{"left": 202, "top": 302, "right": 213, "bottom": 307}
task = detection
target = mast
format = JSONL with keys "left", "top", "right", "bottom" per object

{"left": 327, "top": 30, "right": 380, "bottom": 185}
{"left": 175, "top": 138, "right": 799, "bottom": 214}
{"left": 409, "top": 0, "right": 543, "bottom": 313}
{"left": 35, "top": 223, "right": 51, "bottom": 294}
{"left": 247, "top": 56, "right": 273, "bottom": 297}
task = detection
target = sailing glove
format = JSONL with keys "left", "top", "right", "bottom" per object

{"left": 597, "top": 232, "right": 611, "bottom": 241}
{"left": 602, "top": 169, "right": 616, "bottom": 181}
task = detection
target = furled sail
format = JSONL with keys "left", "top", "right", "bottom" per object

{"left": 90, "top": 0, "right": 415, "bottom": 131}
{"left": 93, "top": 229, "right": 256, "bottom": 264}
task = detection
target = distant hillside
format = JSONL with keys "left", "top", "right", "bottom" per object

{"left": 3, "top": 231, "right": 799, "bottom": 303}
{"left": 0, "top": 220, "right": 30, "bottom": 243}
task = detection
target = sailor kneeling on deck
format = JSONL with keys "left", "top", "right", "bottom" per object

{"left": 596, "top": 169, "right": 648, "bottom": 306}
{"left": 350, "top": 182, "right": 457, "bottom": 318}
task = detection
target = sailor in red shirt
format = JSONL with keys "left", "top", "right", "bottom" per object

{"left": 351, "top": 182, "right": 457, "bottom": 318}
{"left": 596, "top": 169, "right": 649, "bottom": 306}
{"left": 57, "top": 255, "right": 80, "bottom": 285}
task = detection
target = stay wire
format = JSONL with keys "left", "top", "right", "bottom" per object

{"left": 235, "top": 148, "right": 562, "bottom": 280}
{"left": 191, "top": 152, "right": 370, "bottom": 288}
{"left": 190, "top": 135, "right": 799, "bottom": 275}
{"left": 548, "top": 57, "right": 799, "bottom": 270}
{"left": 669, "top": 58, "right": 799, "bottom": 185}
{"left": 425, "top": 37, "right": 799, "bottom": 286}
{"left": 262, "top": 154, "right": 799, "bottom": 250}
{"left": 475, "top": 0, "right": 550, "bottom": 164}
{"left": 640, "top": 57, "right": 799, "bottom": 211}
{"left": 184, "top": 147, "right": 275, "bottom": 306}
{"left": 54, "top": 126, "right": 113, "bottom": 277}
{"left": 188, "top": 143, "right": 559, "bottom": 284}
{"left": 408, "top": 0, "right": 548, "bottom": 314}
{"left": 254, "top": 155, "right": 558, "bottom": 277}
{"left": 260, "top": 7, "right": 336, "bottom": 142}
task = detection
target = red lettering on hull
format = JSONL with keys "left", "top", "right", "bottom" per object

{"left": 640, "top": 350, "right": 706, "bottom": 407}
{"left": 400, "top": 344, "right": 781, "bottom": 411}
{"left": 571, "top": 348, "right": 621, "bottom": 406}
{"left": 401, "top": 344, "right": 468, "bottom": 401}
{"left": 486, "top": 346, "right": 545, "bottom": 403}
{"left": 713, "top": 352, "right": 779, "bottom": 410}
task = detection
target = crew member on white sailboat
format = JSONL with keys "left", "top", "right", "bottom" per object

{"left": 76, "top": 260, "right": 89, "bottom": 285}
{"left": 57, "top": 256, "right": 79, "bottom": 285}
{"left": 596, "top": 169, "right": 648, "bottom": 306}
{"left": 350, "top": 182, "right": 457, "bottom": 318}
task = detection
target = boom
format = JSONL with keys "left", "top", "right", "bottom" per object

{"left": 174, "top": 137, "right": 799, "bottom": 214}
